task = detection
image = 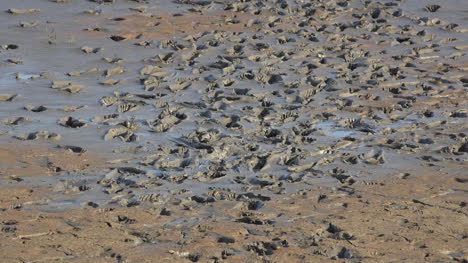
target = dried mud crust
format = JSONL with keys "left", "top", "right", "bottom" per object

{"left": 0, "top": 168, "right": 467, "bottom": 263}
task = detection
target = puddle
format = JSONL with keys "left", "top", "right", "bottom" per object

{"left": 386, "top": 120, "right": 415, "bottom": 129}
{"left": 49, "top": 200, "right": 76, "bottom": 206}
{"left": 0, "top": 72, "right": 42, "bottom": 88}
{"left": 316, "top": 121, "right": 355, "bottom": 137}
{"left": 331, "top": 130, "right": 355, "bottom": 137}
{"left": 16, "top": 73, "right": 42, "bottom": 80}
{"left": 146, "top": 169, "right": 164, "bottom": 177}
{"left": 315, "top": 121, "right": 336, "bottom": 130}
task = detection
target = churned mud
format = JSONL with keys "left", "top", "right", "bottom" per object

{"left": 0, "top": 0, "right": 467, "bottom": 262}
{"left": 1, "top": 158, "right": 467, "bottom": 262}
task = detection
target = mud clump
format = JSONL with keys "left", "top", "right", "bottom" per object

{"left": 58, "top": 117, "right": 87, "bottom": 128}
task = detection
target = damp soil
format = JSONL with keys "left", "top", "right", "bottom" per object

{"left": 0, "top": 0, "right": 467, "bottom": 262}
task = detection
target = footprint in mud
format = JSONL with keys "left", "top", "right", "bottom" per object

{"left": 81, "top": 46, "right": 102, "bottom": 54}
{"left": 14, "top": 131, "right": 61, "bottom": 141}
{"left": 0, "top": 94, "right": 17, "bottom": 101}
{"left": 51, "top": 81, "right": 85, "bottom": 93}
{"left": 105, "top": 66, "right": 126, "bottom": 77}
{"left": 24, "top": 105, "right": 48, "bottom": 112}
{"left": 58, "top": 117, "right": 87, "bottom": 128}
{"left": 3, "top": 117, "right": 32, "bottom": 125}
{"left": 6, "top": 8, "right": 40, "bottom": 14}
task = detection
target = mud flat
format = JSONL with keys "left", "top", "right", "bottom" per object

{"left": 0, "top": 0, "right": 467, "bottom": 262}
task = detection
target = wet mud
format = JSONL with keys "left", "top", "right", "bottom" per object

{"left": 0, "top": 0, "right": 467, "bottom": 262}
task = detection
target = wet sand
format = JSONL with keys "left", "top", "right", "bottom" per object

{"left": 0, "top": 0, "right": 467, "bottom": 262}
{"left": 1, "top": 149, "right": 466, "bottom": 262}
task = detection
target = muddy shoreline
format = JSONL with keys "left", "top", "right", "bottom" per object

{"left": 1, "top": 155, "right": 466, "bottom": 262}
{"left": 0, "top": 0, "right": 467, "bottom": 262}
